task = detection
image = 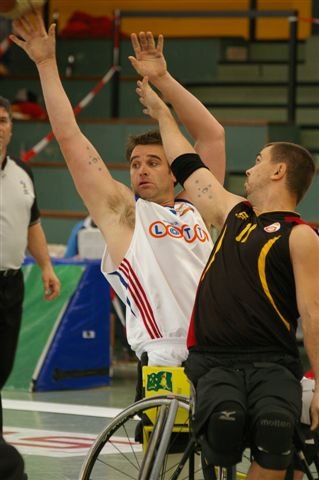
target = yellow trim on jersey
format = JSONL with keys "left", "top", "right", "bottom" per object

{"left": 258, "top": 235, "right": 290, "bottom": 331}
{"left": 236, "top": 223, "right": 257, "bottom": 243}
{"left": 201, "top": 225, "right": 227, "bottom": 280}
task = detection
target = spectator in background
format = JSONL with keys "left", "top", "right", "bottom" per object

{"left": 64, "top": 215, "right": 95, "bottom": 258}
{"left": 0, "top": 95, "right": 60, "bottom": 436}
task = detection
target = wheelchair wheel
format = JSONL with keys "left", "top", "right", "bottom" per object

{"left": 78, "top": 394, "right": 203, "bottom": 480}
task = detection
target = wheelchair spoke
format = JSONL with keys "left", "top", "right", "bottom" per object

{"left": 78, "top": 395, "right": 193, "bottom": 480}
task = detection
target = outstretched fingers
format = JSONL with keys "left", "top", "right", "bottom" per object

{"left": 18, "top": 16, "right": 34, "bottom": 35}
{"left": 47, "top": 23, "right": 56, "bottom": 42}
{"left": 33, "top": 8, "right": 47, "bottom": 35}
{"left": 138, "top": 31, "right": 148, "bottom": 50}
{"left": 136, "top": 77, "right": 165, "bottom": 120}
{"left": 10, "top": 18, "right": 30, "bottom": 52}
{"left": 131, "top": 31, "right": 162, "bottom": 54}
{"left": 136, "top": 77, "right": 151, "bottom": 111}
{"left": 12, "top": 17, "right": 31, "bottom": 41}
{"left": 138, "top": 31, "right": 162, "bottom": 53}
{"left": 130, "top": 33, "right": 141, "bottom": 56}
{"left": 146, "top": 31, "right": 155, "bottom": 48}
{"left": 9, "top": 33, "right": 25, "bottom": 51}
{"left": 156, "top": 34, "right": 164, "bottom": 53}
{"left": 128, "top": 55, "right": 138, "bottom": 70}
{"left": 146, "top": 31, "right": 164, "bottom": 53}
{"left": 10, "top": 12, "right": 56, "bottom": 65}
{"left": 12, "top": 9, "right": 48, "bottom": 41}
{"left": 136, "top": 78, "right": 146, "bottom": 104}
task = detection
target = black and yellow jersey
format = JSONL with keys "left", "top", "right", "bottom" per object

{"left": 187, "top": 201, "right": 315, "bottom": 359}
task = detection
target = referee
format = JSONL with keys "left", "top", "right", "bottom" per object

{"left": 0, "top": 96, "right": 60, "bottom": 435}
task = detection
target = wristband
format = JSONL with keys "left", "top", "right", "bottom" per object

{"left": 171, "top": 153, "right": 208, "bottom": 187}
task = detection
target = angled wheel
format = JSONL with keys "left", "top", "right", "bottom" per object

{"left": 78, "top": 395, "right": 202, "bottom": 480}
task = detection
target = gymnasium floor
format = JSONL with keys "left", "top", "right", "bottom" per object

{"left": 3, "top": 362, "right": 137, "bottom": 480}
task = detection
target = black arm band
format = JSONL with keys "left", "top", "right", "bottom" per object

{"left": 171, "top": 153, "right": 208, "bottom": 187}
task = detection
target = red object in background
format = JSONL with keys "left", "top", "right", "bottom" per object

{"left": 0, "top": 0, "right": 16, "bottom": 13}
{"left": 12, "top": 101, "right": 46, "bottom": 120}
{"left": 304, "top": 370, "right": 314, "bottom": 379}
{"left": 60, "top": 11, "right": 129, "bottom": 38}
{"left": 11, "top": 88, "right": 47, "bottom": 120}
{"left": 60, "top": 11, "right": 112, "bottom": 38}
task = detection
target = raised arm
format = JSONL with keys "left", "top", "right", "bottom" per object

{"left": 11, "top": 12, "right": 135, "bottom": 266}
{"left": 129, "top": 32, "right": 225, "bottom": 184}
{"left": 290, "top": 225, "right": 319, "bottom": 431}
{"left": 136, "top": 77, "right": 241, "bottom": 229}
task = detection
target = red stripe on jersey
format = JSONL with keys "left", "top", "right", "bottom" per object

{"left": 284, "top": 216, "right": 319, "bottom": 235}
{"left": 187, "top": 307, "right": 197, "bottom": 348}
{"left": 187, "top": 274, "right": 203, "bottom": 348}
{"left": 119, "top": 259, "right": 162, "bottom": 339}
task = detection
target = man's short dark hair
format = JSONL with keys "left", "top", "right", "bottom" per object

{"left": 267, "top": 142, "right": 315, "bottom": 204}
{"left": 0, "top": 96, "right": 12, "bottom": 120}
{"left": 126, "top": 130, "right": 162, "bottom": 162}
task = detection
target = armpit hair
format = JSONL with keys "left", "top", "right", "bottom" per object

{"left": 106, "top": 192, "right": 135, "bottom": 229}
{"left": 120, "top": 202, "right": 135, "bottom": 229}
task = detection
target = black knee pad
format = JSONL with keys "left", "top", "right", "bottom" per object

{"left": 203, "top": 401, "right": 246, "bottom": 466}
{"left": 253, "top": 408, "right": 295, "bottom": 469}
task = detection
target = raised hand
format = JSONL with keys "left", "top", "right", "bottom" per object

{"left": 136, "top": 77, "right": 169, "bottom": 120}
{"left": 129, "top": 31, "right": 167, "bottom": 81}
{"left": 10, "top": 10, "right": 56, "bottom": 65}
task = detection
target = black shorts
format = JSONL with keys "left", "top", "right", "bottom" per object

{"left": 185, "top": 350, "right": 302, "bottom": 469}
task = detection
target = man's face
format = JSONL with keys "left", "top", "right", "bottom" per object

{"left": 244, "top": 145, "right": 275, "bottom": 198}
{"left": 0, "top": 106, "right": 12, "bottom": 160}
{"left": 129, "top": 144, "right": 176, "bottom": 204}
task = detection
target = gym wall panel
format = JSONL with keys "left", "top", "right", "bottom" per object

{"left": 257, "top": 0, "right": 312, "bottom": 40}
{"left": 50, "top": 0, "right": 311, "bottom": 39}
{"left": 298, "top": 174, "right": 319, "bottom": 223}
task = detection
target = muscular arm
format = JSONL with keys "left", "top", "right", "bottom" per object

{"left": 28, "top": 222, "right": 60, "bottom": 300}
{"left": 137, "top": 77, "right": 241, "bottom": 230}
{"left": 11, "top": 12, "right": 135, "bottom": 265}
{"left": 129, "top": 32, "right": 225, "bottom": 184}
{"left": 290, "top": 225, "right": 319, "bottom": 430}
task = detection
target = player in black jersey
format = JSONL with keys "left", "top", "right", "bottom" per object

{"left": 135, "top": 77, "right": 319, "bottom": 480}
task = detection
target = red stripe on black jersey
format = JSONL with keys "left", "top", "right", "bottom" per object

{"left": 284, "top": 216, "right": 319, "bottom": 235}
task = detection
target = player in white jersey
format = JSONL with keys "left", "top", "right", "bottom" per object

{"left": 12, "top": 18, "right": 225, "bottom": 366}
{"left": 103, "top": 197, "right": 212, "bottom": 365}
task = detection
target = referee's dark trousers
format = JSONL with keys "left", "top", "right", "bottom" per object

{"left": 0, "top": 269, "right": 24, "bottom": 435}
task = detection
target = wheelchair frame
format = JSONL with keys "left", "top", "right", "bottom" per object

{"left": 78, "top": 392, "right": 319, "bottom": 480}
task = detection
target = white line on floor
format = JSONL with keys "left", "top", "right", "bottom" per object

{"left": 3, "top": 399, "right": 122, "bottom": 418}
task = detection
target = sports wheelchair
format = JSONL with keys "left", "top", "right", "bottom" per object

{"left": 78, "top": 367, "right": 319, "bottom": 480}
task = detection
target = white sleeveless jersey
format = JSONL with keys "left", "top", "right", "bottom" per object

{"left": 102, "top": 198, "right": 213, "bottom": 366}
